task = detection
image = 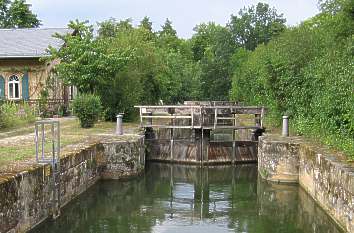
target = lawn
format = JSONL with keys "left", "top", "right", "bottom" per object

{"left": 0, "top": 118, "right": 139, "bottom": 171}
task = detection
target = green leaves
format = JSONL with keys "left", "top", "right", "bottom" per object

{"left": 190, "top": 22, "right": 236, "bottom": 100}
{"left": 73, "top": 94, "right": 102, "bottom": 128}
{"left": 50, "top": 20, "right": 133, "bottom": 93}
{"left": 228, "top": 2, "right": 286, "bottom": 51}
{"left": 230, "top": 1, "right": 354, "bottom": 158}
{"left": 0, "top": 0, "right": 40, "bottom": 28}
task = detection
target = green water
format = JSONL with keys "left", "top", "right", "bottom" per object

{"left": 31, "top": 163, "right": 344, "bottom": 233}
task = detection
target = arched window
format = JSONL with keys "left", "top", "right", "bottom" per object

{"left": 8, "top": 75, "right": 20, "bottom": 99}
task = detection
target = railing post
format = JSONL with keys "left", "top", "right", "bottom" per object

{"left": 116, "top": 114, "right": 123, "bottom": 135}
{"left": 282, "top": 116, "right": 289, "bottom": 137}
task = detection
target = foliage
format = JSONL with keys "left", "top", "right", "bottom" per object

{"left": 46, "top": 1, "right": 352, "bottom": 158}
{"left": 157, "top": 49, "right": 201, "bottom": 103}
{"left": 49, "top": 19, "right": 200, "bottom": 119}
{"left": 38, "top": 89, "right": 49, "bottom": 118}
{"left": 72, "top": 94, "right": 102, "bottom": 128}
{"left": 231, "top": 0, "right": 354, "bottom": 158}
{"left": 228, "top": 2, "right": 286, "bottom": 51}
{"left": 190, "top": 23, "right": 236, "bottom": 100}
{"left": 158, "top": 19, "right": 181, "bottom": 51}
{"left": 0, "top": 101, "right": 35, "bottom": 129}
{"left": 0, "top": 0, "right": 40, "bottom": 28}
{"left": 50, "top": 4, "right": 285, "bottom": 113}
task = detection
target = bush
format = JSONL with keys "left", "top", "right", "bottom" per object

{"left": 72, "top": 94, "right": 102, "bottom": 128}
{"left": 38, "top": 89, "right": 50, "bottom": 118}
{"left": 0, "top": 101, "right": 36, "bottom": 129}
{"left": 230, "top": 5, "right": 354, "bottom": 159}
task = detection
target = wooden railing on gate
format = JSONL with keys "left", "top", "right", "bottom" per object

{"left": 134, "top": 105, "right": 266, "bottom": 131}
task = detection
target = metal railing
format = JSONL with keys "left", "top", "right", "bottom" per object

{"left": 34, "top": 120, "right": 61, "bottom": 218}
{"left": 35, "top": 120, "right": 60, "bottom": 164}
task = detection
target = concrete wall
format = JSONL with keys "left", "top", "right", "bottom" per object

{"left": 258, "top": 135, "right": 354, "bottom": 233}
{"left": 0, "top": 135, "right": 145, "bottom": 233}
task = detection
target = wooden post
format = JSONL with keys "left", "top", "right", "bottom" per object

{"left": 201, "top": 129, "right": 204, "bottom": 166}
{"left": 214, "top": 108, "right": 218, "bottom": 129}
{"left": 261, "top": 107, "right": 265, "bottom": 128}
{"left": 170, "top": 127, "right": 174, "bottom": 161}
{"left": 139, "top": 108, "right": 143, "bottom": 127}
{"left": 190, "top": 106, "right": 194, "bottom": 129}
{"left": 232, "top": 123, "right": 236, "bottom": 164}
{"left": 203, "top": 129, "right": 210, "bottom": 164}
{"left": 255, "top": 114, "right": 261, "bottom": 127}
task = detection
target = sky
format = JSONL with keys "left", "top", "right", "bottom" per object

{"left": 27, "top": 0, "right": 320, "bottom": 38}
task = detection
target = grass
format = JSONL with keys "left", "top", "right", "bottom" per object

{"left": 263, "top": 115, "right": 354, "bottom": 162}
{"left": 0, "top": 118, "right": 139, "bottom": 170}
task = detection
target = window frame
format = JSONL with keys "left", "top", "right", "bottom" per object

{"left": 8, "top": 75, "right": 21, "bottom": 100}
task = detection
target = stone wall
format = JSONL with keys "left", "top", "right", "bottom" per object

{"left": 0, "top": 135, "right": 145, "bottom": 233}
{"left": 257, "top": 178, "right": 344, "bottom": 233}
{"left": 258, "top": 135, "right": 302, "bottom": 183}
{"left": 101, "top": 136, "right": 145, "bottom": 179}
{"left": 258, "top": 135, "right": 354, "bottom": 233}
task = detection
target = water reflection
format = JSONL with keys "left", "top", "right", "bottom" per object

{"left": 31, "top": 163, "right": 343, "bottom": 233}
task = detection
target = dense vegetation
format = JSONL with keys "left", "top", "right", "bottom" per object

{"left": 0, "top": 101, "right": 35, "bottom": 129}
{"left": 0, "top": 0, "right": 40, "bottom": 28}
{"left": 49, "top": 3, "right": 286, "bottom": 119}
{"left": 47, "top": 0, "right": 353, "bottom": 158}
{"left": 230, "top": 0, "right": 354, "bottom": 158}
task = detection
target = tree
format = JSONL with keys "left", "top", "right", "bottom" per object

{"left": 0, "top": 0, "right": 10, "bottom": 27}
{"left": 191, "top": 23, "right": 236, "bottom": 100}
{"left": 157, "top": 49, "right": 201, "bottom": 104}
{"left": 157, "top": 18, "right": 181, "bottom": 51}
{"left": 140, "top": 16, "right": 153, "bottom": 32}
{"left": 318, "top": 0, "right": 349, "bottom": 14}
{"left": 98, "top": 18, "right": 133, "bottom": 38}
{"left": 228, "top": 2, "right": 286, "bottom": 50}
{"left": 139, "top": 16, "right": 156, "bottom": 41}
{"left": 230, "top": 1, "right": 354, "bottom": 158}
{"left": 0, "top": 0, "right": 40, "bottom": 28}
{"left": 160, "top": 18, "right": 177, "bottom": 37}
{"left": 49, "top": 20, "right": 164, "bottom": 120}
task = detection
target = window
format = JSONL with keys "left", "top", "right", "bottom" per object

{"left": 8, "top": 75, "right": 20, "bottom": 99}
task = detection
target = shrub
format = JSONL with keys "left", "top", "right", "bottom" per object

{"left": 38, "top": 89, "right": 50, "bottom": 118}
{"left": 230, "top": 6, "right": 354, "bottom": 159}
{"left": 0, "top": 101, "right": 36, "bottom": 129}
{"left": 57, "top": 104, "right": 68, "bottom": 117}
{"left": 72, "top": 94, "right": 102, "bottom": 128}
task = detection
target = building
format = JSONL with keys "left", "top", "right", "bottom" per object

{"left": 0, "top": 28, "right": 76, "bottom": 107}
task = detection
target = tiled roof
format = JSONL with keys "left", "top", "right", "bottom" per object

{"left": 0, "top": 28, "right": 73, "bottom": 59}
